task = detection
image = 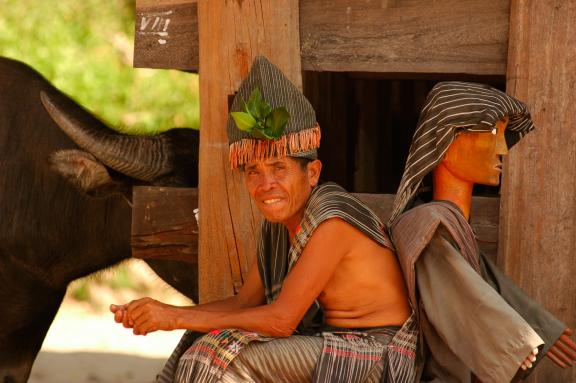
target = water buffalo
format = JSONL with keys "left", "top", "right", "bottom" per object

{"left": 0, "top": 56, "right": 199, "bottom": 382}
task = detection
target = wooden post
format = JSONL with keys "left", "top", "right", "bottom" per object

{"left": 501, "top": 1, "right": 576, "bottom": 381}
{"left": 197, "top": 0, "right": 302, "bottom": 302}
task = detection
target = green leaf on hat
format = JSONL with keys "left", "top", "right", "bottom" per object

{"left": 265, "top": 107, "right": 290, "bottom": 139}
{"left": 230, "top": 87, "right": 290, "bottom": 140}
{"left": 245, "top": 88, "right": 263, "bottom": 119}
{"left": 230, "top": 111, "right": 257, "bottom": 131}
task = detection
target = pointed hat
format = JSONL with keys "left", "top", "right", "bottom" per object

{"left": 227, "top": 56, "right": 320, "bottom": 169}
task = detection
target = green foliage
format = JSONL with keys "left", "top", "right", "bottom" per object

{"left": 70, "top": 280, "right": 91, "bottom": 302}
{"left": 0, "top": 0, "right": 199, "bottom": 134}
{"left": 231, "top": 88, "right": 290, "bottom": 140}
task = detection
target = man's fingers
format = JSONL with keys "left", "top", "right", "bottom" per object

{"left": 547, "top": 348, "right": 568, "bottom": 369}
{"left": 114, "top": 310, "right": 125, "bottom": 323}
{"left": 565, "top": 328, "right": 574, "bottom": 337}
{"left": 138, "top": 318, "right": 158, "bottom": 335}
{"left": 122, "top": 312, "right": 134, "bottom": 328}
{"left": 560, "top": 334, "right": 576, "bottom": 351}
{"left": 547, "top": 346, "right": 571, "bottom": 368}
{"left": 557, "top": 336, "right": 576, "bottom": 360}
{"left": 127, "top": 297, "right": 153, "bottom": 313}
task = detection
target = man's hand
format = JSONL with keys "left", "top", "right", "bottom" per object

{"left": 547, "top": 328, "right": 576, "bottom": 368}
{"left": 110, "top": 298, "right": 180, "bottom": 336}
{"left": 110, "top": 303, "right": 133, "bottom": 328}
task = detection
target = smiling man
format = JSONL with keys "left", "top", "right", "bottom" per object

{"left": 111, "top": 56, "right": 418, "bottom": 383}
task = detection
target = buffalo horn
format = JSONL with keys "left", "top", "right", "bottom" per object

{"left": 41, "top": 91, "right": 171, "bottom": 182}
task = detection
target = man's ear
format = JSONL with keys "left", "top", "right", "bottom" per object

{"left": 307, "top": 159, "right": 322, "bottom": 187}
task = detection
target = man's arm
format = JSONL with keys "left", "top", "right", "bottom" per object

{"left": 110, "top": 257, "right": 266, "bottom": 327}
{"left": 116, "top": 218, "right": 351, "bottom": 337}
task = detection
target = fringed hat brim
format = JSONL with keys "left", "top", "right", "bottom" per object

{"left": 229, "top": 124, "right": 321, "bottom": 168}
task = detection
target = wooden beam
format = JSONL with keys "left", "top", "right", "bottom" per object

{"left": 134, "top": 0, "right": 509, "bottom": 75}
{"left": 129, "top": 185, "right": 499, "bottom": 267}
{"left": 500, "top": 1, "right": 576, "bottom": 380}
{"left": 131, "top": 186, "right": 198, "bottom": 264}
{"left": 134, "top": 0, "right": 198, "bottom": 71}
{"left": 197, "top": 0, "right": 302, "bottom": 303}
{"left": 301, "top": 0, "right": 509, "bottom": 74}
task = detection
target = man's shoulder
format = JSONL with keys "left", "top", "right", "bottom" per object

{"left": 307, "top": 182, "right": 379, "bottom": 222}
{"left": 305, "top": 182, "right": 392, "bottom": 249}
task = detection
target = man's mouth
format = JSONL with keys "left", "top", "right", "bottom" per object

{"left": 263, "top": 198, "right": 282, "bottom": 205}
{"left": 494, "top": 164, "right": 503, "bottom": 171}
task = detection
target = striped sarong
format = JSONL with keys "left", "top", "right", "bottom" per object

{"left": 158, "top": 182, "right": 418, "bottom": 383}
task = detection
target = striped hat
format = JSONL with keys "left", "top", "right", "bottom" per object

{"left": 227, "top": 56, "right": 320, "bottom": 169}
{"left": 388, "top": 81, "right": 535, "bottom": 225}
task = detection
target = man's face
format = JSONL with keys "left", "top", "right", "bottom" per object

{"left": 244, "top": 157, "right": 322, "bottom": 227}
{"left": 442, "top": 118, "right": 509, "bottom": 186}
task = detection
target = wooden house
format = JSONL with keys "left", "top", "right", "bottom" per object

{"left": 132, "top": 1, "right": 576, "bottom": 380}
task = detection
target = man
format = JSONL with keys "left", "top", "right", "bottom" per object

{"left": 389, "top": 82, "right": 576, "bottom": 382}
{"left": 110, "top": 56, "right": 418, "bottom": 383}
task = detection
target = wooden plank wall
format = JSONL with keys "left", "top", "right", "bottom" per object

{"left": 129, "top": 187, "right": 499, "bottom": 282}
{"left": 134, "top": 0, "right": 510, "bottom": 75}
{"left": 300, "top": 0, "right": 508, "bottom": 74}
{"left": 501, "top": 1, "right": 576, "bottom": 381}
{"left": 197, "top": 0, "right": 302, "bottom": 303}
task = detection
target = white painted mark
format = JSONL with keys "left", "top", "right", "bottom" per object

{"left": 151, "top": 17, "right": 160, "bottom": 30}
{"left": 140, "top": 16, "right": 152, "bottom": 30}
{"left": 163, "top": 19, "right": 171, "bottom": 32}
{"left": 138, "top": 31, "right": 168, "bottom": 37}
{"left": 137, "top": 10, "right": 173, "bottom": 17}
{"left": 138, "top": 13, "right": 172, "bottom": 46}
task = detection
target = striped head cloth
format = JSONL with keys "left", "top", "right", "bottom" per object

{"left": 227, "top": 56, "right": 320, "bottom": 169}
{"left": 388, "top": 81, "right": 535, "bottom": 225}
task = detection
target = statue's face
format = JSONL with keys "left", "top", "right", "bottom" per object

{"left": 442, "top": 118, "right": 509, "bottom": 186}
{"left": 244, "top": 156, "right": 321, "bottom": 226}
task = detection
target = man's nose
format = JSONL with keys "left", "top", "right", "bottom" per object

{"left": 259, "top": 172, "right": 277, "bottom": 190}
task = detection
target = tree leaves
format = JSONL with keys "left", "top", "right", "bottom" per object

{"left": 230, "top": 88, "right": 290, "bottom": 140}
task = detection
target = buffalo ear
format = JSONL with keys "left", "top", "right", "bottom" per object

{"left": 49, "top": 149, "right": 130, "bottom": 198}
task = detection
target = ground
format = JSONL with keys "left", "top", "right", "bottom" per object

{"left": 29, "top": 260, "right": 190, "bottom": 383}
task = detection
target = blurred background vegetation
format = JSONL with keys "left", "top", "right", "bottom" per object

{"left": 0, "top": 0, "right": 199, "bottom": 134}
{"left": 0, "top": 0, "right": 198, "bottom": 307}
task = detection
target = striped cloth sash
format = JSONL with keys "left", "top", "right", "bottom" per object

{"left": 258, "top": 182, "right": 393, "bottom": 307}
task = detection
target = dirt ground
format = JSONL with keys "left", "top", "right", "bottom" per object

{"left": 29, "top": 260, "right": 190, "bottom": 383}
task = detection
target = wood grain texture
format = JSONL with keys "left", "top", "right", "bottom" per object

{"left": 131, "top": 186, "right": 198, "bottom": 263}
{"left": 501, "top": 1, "right": 576, "bottom": 381}
{"left": 134, "top": 0, "right": 198, "bottom": 70}
{"left": 300, "top": 0, "right": 510, "bottom": 74}
{"left": 197, "top": 0, "right": 302, "bottom": 303}
{"left": 134, "top": 0, "right": 509, "bottom": 74}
